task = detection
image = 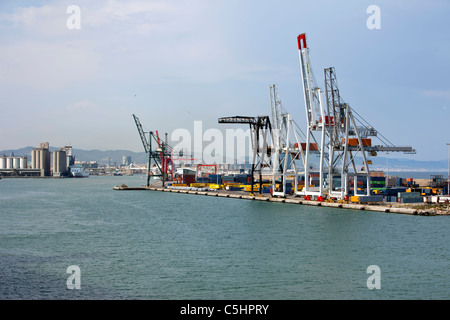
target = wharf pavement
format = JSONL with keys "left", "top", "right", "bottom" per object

{"left": 113, "top": 183, "right": 449, "bottom": 216}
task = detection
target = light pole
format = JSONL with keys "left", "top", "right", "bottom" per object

{"left": 386, "top": 152, "right": 389, "bottom": 187}
{"left": 447, "top": 143, "right": 449, "bottom": 196}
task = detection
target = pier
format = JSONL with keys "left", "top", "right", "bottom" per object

{"left": 112, "top": 184, "right": 446, "bottom": 216}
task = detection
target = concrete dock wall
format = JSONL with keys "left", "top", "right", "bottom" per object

{"left": 113, "top": 185, "right": 434, "bottom": 215}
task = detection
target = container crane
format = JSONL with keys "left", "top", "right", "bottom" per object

{"left": 269, "top": 84, "right": 306, "bottom": 197}
{"left": 297, "top": 33, "right": 328, "bottom": 199}
{"left": 296, "top": 33, "right": 416, "bottom": 200}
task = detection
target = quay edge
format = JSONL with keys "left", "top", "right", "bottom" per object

{"left": 113, "top": 185, "right": 445, "bottom": 216}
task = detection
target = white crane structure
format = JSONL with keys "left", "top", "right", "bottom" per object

{"left": 296, "top": 34, "right": 328, "bottom": 199}
{"left": 269, "top": 84, "right": 306, "bottom": 197}
{"left": 296, "top": 33, "right": 415, "bottom": 200}
{"left": 219, "top": 33, "right": 415, "bottom": 200}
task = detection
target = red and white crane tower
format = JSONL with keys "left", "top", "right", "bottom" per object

{"left": 296, "top": 33, "right": 415, "bottom": 200}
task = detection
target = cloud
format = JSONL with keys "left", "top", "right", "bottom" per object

{"left": 0, "top": 0, "right": 243, "bottom": 88}
{"left": 0, "top": 40, "right": 99, "bottom": 90}
{"left": 66, "top": 100, "right": 101, "bottom": 112}
{"left": 422, "top": 90, "right": 450, "bottom": 101}
{"left": 0, "top": 0, "right": 292, "bottom": 90}
{"left": 82, "top": 0, "right": 176, "bottom": 28}
{"left": 0, "top": 3, "right": 76, "bottom": 37}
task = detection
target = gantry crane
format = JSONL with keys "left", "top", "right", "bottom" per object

{"left": 296, "top": 33, "right": 415, "bottom": 200}
{"left": 297, "top": 33, "right": 328, "bottom": 199}
{"left": 269, "top": 84, "right": 306, "bottom": 197}
{"left": 218, "top": 115, "right": 272, "bottom": 194}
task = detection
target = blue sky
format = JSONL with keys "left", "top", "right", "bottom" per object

{"left": 0, "top": 0, "right": 449, "bottom": 162}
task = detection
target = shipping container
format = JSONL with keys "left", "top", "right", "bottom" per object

{"left": 398, "top": 192, "right": 421, "bottom": 198}
{"left": 244, "top": 185, "right": 259, "bottom": 192}
{"left": 262, "top": 187, "right": 272, "bottom": 193}
{"left": 370, "top": 171, "right": 385, "bottom": 177}
{"left": 384, "top": 196, "right": 397, "bottom": 202}
{"left": 342, "top": 138, "right": 371, "bottom": 147}
{"left": 190, "top": 183, "right": 207, "bottom": 187}
{"left": 300, "top": 143, "right": 319, "bottom": 151}
{"left": 227, "top": 186, "right": 243, "bottom": 191}
{"left": 181, "top": 174, "right": 196, "bottom": 185}
{"left": 358, "top": 195, "right": 383, "bottom": 203}
{"left": 399, "top": 197, "right": 422, "bottom": 203}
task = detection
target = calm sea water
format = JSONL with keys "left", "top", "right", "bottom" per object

{"left": 1, "top": 175, "right": 449, "bottom": 300}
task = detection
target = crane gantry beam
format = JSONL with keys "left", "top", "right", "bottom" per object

{"left": 218, "top": 115, "right": 272, "bottom": 194}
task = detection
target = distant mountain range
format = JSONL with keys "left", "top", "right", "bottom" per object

{"left": 360, "top": 156, "right": 447, "bottom": 172}
{"left": 0, "top": 146, "right": 448, "bottom": 171}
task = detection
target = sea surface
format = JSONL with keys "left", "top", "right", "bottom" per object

{"left": 1, "top": 175, "right": 449, "bottom": 300}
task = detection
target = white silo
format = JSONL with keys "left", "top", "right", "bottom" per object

{"left": 0, "top": 157, "right": 6, "bottom": 169}
{"left": 32, "top": 149, "right": 41, "bottom": 169}
{"left": 13, "top": 157, "right": 20, "bottom": 169}
{"left": 32, "top": 150, "right": 37, "bottom": 168}
{"left": 20, "top": 157, "right": 28, "bottom": 169}
{"left": 6, "top": 157, "right": 13, "bottom": 169}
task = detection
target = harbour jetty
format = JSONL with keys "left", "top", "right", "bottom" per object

{"left": 113, "top": 183, "right": 449, "bottom": 216}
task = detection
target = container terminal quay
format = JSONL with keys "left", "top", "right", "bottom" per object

{"left": 3, "top": 33, "right": 449, "bottom": 215}
{"left": 113, "top": 33, "right": 449, "bottom": 216}
{"left": 113, "top": 168, "right": 449, "bottom": 216}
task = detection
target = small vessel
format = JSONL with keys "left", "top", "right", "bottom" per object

{"left": 69, "top": 165, "right": 89, "bottom": 178}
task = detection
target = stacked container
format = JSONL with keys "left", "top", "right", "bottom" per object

{"left": 397, "top": 192, "right": 422, "bottom": 203}
{"left": 208, "top": 174, "right": 222, "bottom": 184}
{"left": 370, "top": 176, "right": 385, "bottom": 188}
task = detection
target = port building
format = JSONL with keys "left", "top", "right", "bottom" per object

{"left": 52, "top": 149, "right": 67, "bottom": 177}
{"left": 0, "top": 154, "right": 39, "bottom": 177}
{"left": 0, "top": 142, "right": 71, "bottom": 177}
{"left": 31, "top": 142, "right": 51, "bottom": 176}
{"left": 122, "top": 156, "right": 131, "bottom": 166}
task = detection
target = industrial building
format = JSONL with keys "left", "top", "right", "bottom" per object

{"left": 0, "top": 143, "right": 81, "bottom": 178}
{"left": 31, "top": 142, "right": 51, "bottom": 176}
{"left": 0, "top": 155, "right": 27, "bottom": 170}
{"left": 122, "top": 156, "right": 132, "bottom": 166}
{"left": 0, "top": 154, "right": 39, "bottom": 177}
{"left": 52, "top": 149, "right": 67, "bottom": 177}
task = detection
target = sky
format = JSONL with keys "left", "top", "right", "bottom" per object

{"left": 0, "top": 0, "right": 449, "bottom": 163}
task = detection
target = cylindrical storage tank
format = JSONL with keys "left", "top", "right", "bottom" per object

{"left": 56, "top": 152, "right": 61, "bottom": 172}
{"left": 35, "top": 150, "right": 41, "bottom": 169}
{"left": 13, "top": 157, "right": 20, "bottom": 169}
{"left": 0, "top": 157, "right": 6, "bottom": 169}
{"left": 6, "top": 157, "right": 13, "bottom": 169}
{"left": 20, "top": 157, "right": 28, "bottom": 169}
{"left": 32, "top": 150, "right": 37, "bottom": 169}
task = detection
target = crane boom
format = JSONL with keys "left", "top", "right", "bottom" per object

{"left": 132, "top": 114, "right": 150, "bottom": 153}
{"left": 297, "top": 33, "right": 324, "bottom": 130}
